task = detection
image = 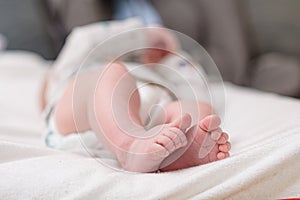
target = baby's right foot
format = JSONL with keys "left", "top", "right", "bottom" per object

{"left": 119, "top": 114, "right": 191, "bottom": 172}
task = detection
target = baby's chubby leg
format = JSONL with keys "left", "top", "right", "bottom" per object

{"left": 88, "top": 63, "right": 192, "bottom": 172}
{"left": 54, "top": 70, "right": 100, "bottom": 135}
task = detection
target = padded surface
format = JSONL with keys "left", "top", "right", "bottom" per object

{"left": 0, "top": 52, "right": 300, "bottom": 199}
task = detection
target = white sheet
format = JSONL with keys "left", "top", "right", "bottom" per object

{"left": 0, "top": 51, "right": 300, "bottom": 199}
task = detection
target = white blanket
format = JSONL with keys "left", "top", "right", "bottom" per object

{"left": 1, "top": 51, "right": 300, "bottom": 199}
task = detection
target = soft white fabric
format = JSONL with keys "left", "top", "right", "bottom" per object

{"left": 0, "top": 51, "right": 300, "bottom": 199}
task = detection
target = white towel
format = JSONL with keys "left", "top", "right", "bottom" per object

{"left": 0, "top": 43, "right": 300, "bottom": 200}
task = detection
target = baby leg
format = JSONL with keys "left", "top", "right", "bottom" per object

{"left": 88, "top": 63, "right": 192, "bottom": 172}
{"left": 54, "top": 70, "right": 100, "bottom": 135}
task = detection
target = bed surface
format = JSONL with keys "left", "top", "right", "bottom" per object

{"left": 0, "top": 52, "right": 300, "bottom": 199}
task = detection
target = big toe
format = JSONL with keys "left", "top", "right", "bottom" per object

{"left": 170, "top": 113, "right": 192, "bottom": 132}
{"left": 199, "top": 115, "right": 221, "bottom": 132}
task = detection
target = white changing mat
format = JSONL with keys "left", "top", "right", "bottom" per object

{"left": 0, "top": 52, "right": 300, "bottom": 199}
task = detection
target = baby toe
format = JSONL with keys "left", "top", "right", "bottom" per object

{"left": 217, "top": 152, "right": 226, "bottom": 160}
{"left": 200, "top": 115, "right": 221, "bottom": 132}
{"left": 217, "top": 132, "right": 230, "bottom": 144}
{"left": 164, "top": 128, "right": 184, "bottom": 148}
{"left": 156, "top": 135, "right": 176, "bottom": 152}
{"left": 170, "top": 127, "right": 187, "bottom": 147}
{"left": 219, "top": 142, "right": 230, "bottom": 152}
{"left": 162, "top": 130, "right": 178, "bottom": 146}
{"left": 217, "top": 136, "right": 227, "bottom": 144}
{"left": 150, "top": 143, "right": 170, "bottom": 158}
{"left": 211, "top": 128, "right": 222, "bottom": 140}
{"left": 223, "top": 132, "right": 229, "bottom": 140}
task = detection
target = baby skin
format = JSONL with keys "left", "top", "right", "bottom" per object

{"left": 54, "top": 63, "right": 230, "bottom": 172}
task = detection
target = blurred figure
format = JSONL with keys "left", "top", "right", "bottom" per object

{"left": 114, "top": 0, "right": 162, "bottom": 25}
{"left": 113, "top": 0, "right": 179, "bottom": 63}
{"left": 1, "top": 0, "right": 299, "bottom": 96}
{"left": 46, "top": 0, "right": 178, "bottom": 63}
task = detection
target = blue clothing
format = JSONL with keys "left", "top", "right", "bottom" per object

{"left": 113, "top": 0, "right": 162, "bottom": 25}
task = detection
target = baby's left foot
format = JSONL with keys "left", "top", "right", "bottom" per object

{"left": 160, "top": 115, "right": 230, "bottom": 171}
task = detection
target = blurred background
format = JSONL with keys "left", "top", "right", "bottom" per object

{"left": 0, "top": 0, "right": 300, "bottom": 97}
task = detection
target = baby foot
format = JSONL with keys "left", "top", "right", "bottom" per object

{"left": 160, "top": 115, "right": 230, "bottom": 171}
{"left": 119, "top": 114, "right": 192, "bottom": 172}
